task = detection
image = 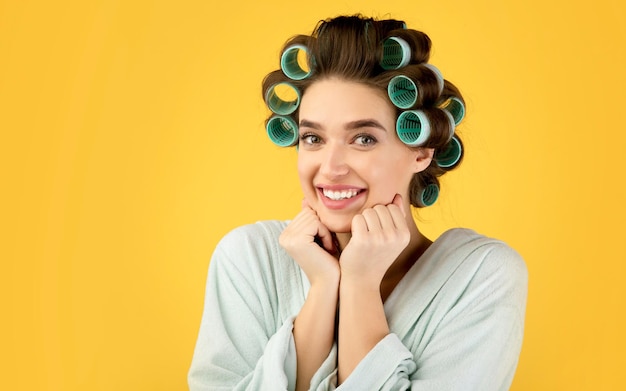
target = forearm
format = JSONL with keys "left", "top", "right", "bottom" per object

{"left": 294, "top": 279, "right": 339, "bottom": 391}
{"left": 337, "top": 278, "right": 389, "bottom": 384}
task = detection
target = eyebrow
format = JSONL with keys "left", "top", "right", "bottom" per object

{"left": 299, "top": 119, "right": 388, "bottom": 131}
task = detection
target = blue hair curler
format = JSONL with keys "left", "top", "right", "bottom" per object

{"left": 281, "top": 44, "right": 312, "bottom": 80}
{"left": 418, "top": 183, "right": 439, "bottom": 207}
{"left": 396, "top": 110, "right": 431, "bottom": 146}
{"left": 266, "top": 115, "right": 298, "bottom": 147}
{"left": 435, "top": 136, "right": 462, "bottom": 168}
{"left": 380, "top": 37, "right": 411, "bottom": 70}
{"left": 387, "top": 75, "right": 418, "bottom": 109}
{"left": 265, "top": 82, "right": 300, "bottom": 115}
{"left": 423, "top": 63, "right": 444, "bottom": 95}
{"left": 439, "top": 97, "right": 465, "bottom": 125}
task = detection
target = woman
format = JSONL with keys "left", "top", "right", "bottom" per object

{"left": 189, "top": 15, "right": 527, "bottom": 391}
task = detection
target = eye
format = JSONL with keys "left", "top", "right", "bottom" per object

{"left": 354, "top": 133, "right": 377, "bottom": 146}
{"left": 299, "top": 133, "right": 322, "bottom": 145}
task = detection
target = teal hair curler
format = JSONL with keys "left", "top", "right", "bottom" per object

{"left": 387, "top": 75, "right": 418, "bottom": 109}
{"left": 423, "top": 63, "right": 444, "bottom": 95}
{"left": 266, "top": 115, "right": 299, "bottom": 147}
{"left": 396, "top": 110, "right": 431, "bottom": 146}
{"left": 435, "top": 136, "right": 462, "bottom": 168}
{"left": 280, "top": 44, "right": 312, "bottom": 80}
{"left": 380, "top": 37, "right": 411, "bottom": 70}
{"left": 418, "top": 183, "right": 439, "bottom": 207}
{"left": 265, "top": 82, "right": 301, "bottom": 115}
{"left": 443, "top": 109, "right": 456, "bottom": 141}
{"left": 439, "top": 97, "right": 465, "bottom": 125}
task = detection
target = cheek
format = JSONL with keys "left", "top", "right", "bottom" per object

{"left": 368, "top": 158, "right": 414, "bottom": 191}
{"left": 296, "top": 157, "right": 315, "bottom": 191}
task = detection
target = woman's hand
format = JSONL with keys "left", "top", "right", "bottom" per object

{"left": 339, "top": 194, "right": 411, "bottom": 287}
{"left": 279, "top": 201, "right": 340, "bottom": 286}
{"left": 281, "top": 202, "right": 341, "bottom": 391}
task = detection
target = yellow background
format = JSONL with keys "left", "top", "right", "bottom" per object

{"left": 1, "top": 0, "right": 625, "bottom": 389}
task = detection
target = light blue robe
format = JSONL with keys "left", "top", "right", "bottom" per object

{"left": 189, "top": 220, "right": 527, "bottom": 390}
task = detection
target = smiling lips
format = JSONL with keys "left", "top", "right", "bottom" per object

{"left": 322, "top": 188, "right": 361, "bottom": 200}
{"left": 318, "top": 186, "right": 365, "bottom": 209}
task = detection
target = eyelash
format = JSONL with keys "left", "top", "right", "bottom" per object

{"left": 298, "top": 132, "right": 378, "bottom": 146}
{"left": 354, "top": 133, "right": 377, "bottom": 146}
{"left": 299, "top": 133, "right": 321, "bottom": 145}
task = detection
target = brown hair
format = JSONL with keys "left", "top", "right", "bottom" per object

{"left": 262, "top": 15, "right": 466, "bottom": 208}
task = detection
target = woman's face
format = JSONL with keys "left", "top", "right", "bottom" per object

{"left": 297, "top": 78, "right": 431, "bottom": 233}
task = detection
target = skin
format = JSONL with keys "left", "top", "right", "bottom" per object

{"left": 278, "top": 78, "right": 434, "bottom": 390}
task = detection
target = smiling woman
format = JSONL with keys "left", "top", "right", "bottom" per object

{"left": 296, "top": 79, "right": 429, "bottom": 235}
{"left": 188, "top": 14, "right": 528, "bottom": 391}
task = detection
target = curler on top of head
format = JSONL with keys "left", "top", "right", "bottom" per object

{"left": 266, "top": 115, "right": 299, "bottom": 147}
{"left": 265, "top": 82, "right": 301, "bottom": 115}
{"left": 423, "top": 63, "right": 444, "bottom": 95}
{"left": 380, "top": 37, "right": 412, "bottom": 70}
{"left": 280, "top": 44, "right": 313, "bottom": 80}
{"left": 387, "top": 75, "right": 418, "bottom": 109}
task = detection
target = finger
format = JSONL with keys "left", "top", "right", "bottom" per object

{"left": 391, "top": 193, "right": 406, "bottom": 217}
{"left": 373, "top": 204, "right": 396, "bottom": 231}
{"left": 361, "top": 208, "right": 383, "bottom": 232}
{"left": 388, "top": 203, "right": 408, "bottom": 231}
{"left": 316, "top": 221, "right": 336, "bottom": 253}
{"left": 301, "top": 198, "right": 311, "bottom": 209}
{"left": 351, "top": 214, "right": 368, "bottom": 237}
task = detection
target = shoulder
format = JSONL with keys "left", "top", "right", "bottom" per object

{"left": 435, "top": 228, "right": 527, "bottom": 279}
{"left": 433, "top": 228, "right": 528, "bottom": 311}
{"left": 210, "top": 220, "right": 294, "bottom": 280}
{"left": 217, "top": 220, "right": 289, "bottom": 250}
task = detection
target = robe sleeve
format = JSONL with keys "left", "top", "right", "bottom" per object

{"left": 317, "top": 241, "right": 528, "bottom": 391}
{"left": 188, "top": 224, "right": 299, "bottom": 391}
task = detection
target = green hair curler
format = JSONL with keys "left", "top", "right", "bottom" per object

{"left": 266, "top": 115, "right": 299, "bottom": 147}
{"left": 418, "top": 183, "right": 439, "bottom": 207}
{"left": 439, "top": 97, "right": 465, "bottom": 125}
{"left": 280, "top": 44, "right": 312, "bottom": 80}
{"left": 435, "top": 136, "right": 462, "bottom": 168}
{"left": 387, "top": 75, "right": 418, "bottom": 109}
{"left": 380, "top": 37, "right": 411, "bottom": 70}
{"left": 265, "top": 82, "right": 301, "bottom": 115}
{"left": 396, "top": 110, "right": 431, "bottom": 146}
{"left": 423, "top": 63, "right": 444, "bottom": 95}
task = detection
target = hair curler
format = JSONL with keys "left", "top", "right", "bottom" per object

{"left": 388, "top": 75, "right": 418, "bottom": 109}
{"left": 423, "top": 63, "right": 444, "bottom": 95}
{"left": 280, "top": 44, "right": 312, "bottom": 80}
{"left": 443, "top": 109, "right": 456, "bottom": 141}
{"left": 380, "top": 37, "right": 412, "bottom": 70}
{"left": 418, "top": 183, "right": 439, "bottom": 207}
{"left": 265, "top": 82, "right": 301, "bottom": 115}
{"left": 439, "top": 96, "right": 465, "bottom": 125}
{"left": 435, "top": 135, "right": 462, "bottom": 168}
{"left": 396, "top": 110, "right": 431, "bottom": 146}
{"left": 266, "top": 115, "right": 299, "bottom": 147}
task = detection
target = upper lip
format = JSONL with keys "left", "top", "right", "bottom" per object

{"left": 316, "top": 184, "right": 365, "bottom": 191}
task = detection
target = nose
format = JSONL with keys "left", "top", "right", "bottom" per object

{"left": 319, "top": 142, "right": 350, "bottom": 179}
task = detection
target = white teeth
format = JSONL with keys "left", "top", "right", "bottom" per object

{"left": 322, "top": 189, "right": 360, "bottom": 200}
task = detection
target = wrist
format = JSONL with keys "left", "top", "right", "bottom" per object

{"left": 339, "top": 275, "right": 381, "bottom": 299}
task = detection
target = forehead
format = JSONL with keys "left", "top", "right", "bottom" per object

{"left": 299, "top": 78, "right": 395, "bottom": 123}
